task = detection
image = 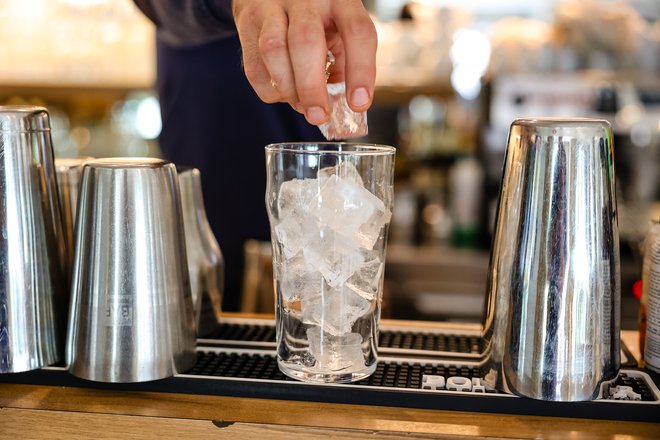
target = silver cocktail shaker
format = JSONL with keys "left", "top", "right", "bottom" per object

{"left": 55, "top": 156, "right": 93, "bottom": 279}
{"left": 178, "top": 167, "right": 224, "bottom": 336}
{"left": 66, "top": 158, "right": 196, "bottom": 382}
{"left": 0, "top": 106, "right": 68, "bottom": 373}
{"left": 481, "top": 118, "right": 620, "bottom": 401}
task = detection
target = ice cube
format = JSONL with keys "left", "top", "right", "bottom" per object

{"left": 309, "top": 174, "right": 377, "bottom": 236}
{"left": 318, "top": 82, "right": 368, "bottom": 140}
{"left": 318, "top": 161, "right": 364, "bottom": 187}
{"left": 354, "top": 197, "right": 392, "bottom": 249}
{"left": 312, "top": 168, "right": 391, "bottom": 248}
{"left": 346, "top": 257, "right": 384, "bottom": 301}
{"left": 277, "top": 178, "right": 320, "bottom": 218}
{"left": 301, "top": 285, "right": 373, "bottom": 335}
{"left": 306, "top": 326, "right": 365, "bottom": 371}
{"left": 274, "top": 215, "right": 318, "bottom": 260}
{"left": 303, "top": 227, "right": 365, "bottom": 287}
{"left": 279, "top": 254, "right": 323, "bottom": 302}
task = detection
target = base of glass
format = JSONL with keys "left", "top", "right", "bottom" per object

{"left": 277, "top": 358, "right": 377, "bottom": 384}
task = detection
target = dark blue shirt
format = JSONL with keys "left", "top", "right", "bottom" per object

{"left": 134, "top": 0, "right": 324, "bottom": 310}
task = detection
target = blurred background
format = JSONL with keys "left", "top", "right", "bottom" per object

{"left": 1, "top": 0, "right": 658, "bottom": 329}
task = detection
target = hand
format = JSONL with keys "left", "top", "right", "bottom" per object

{"left": 232, "top": 0, "right": 377, "bottom": 125}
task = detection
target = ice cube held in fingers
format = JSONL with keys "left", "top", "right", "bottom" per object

{"left": 319, "top": 83, "right": 369, "bottom": 140}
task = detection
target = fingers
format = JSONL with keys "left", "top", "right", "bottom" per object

{"left": 233, "top": 0, "right": 377, "bottom": 122}
{"left": 287, "top": 3, "right": 330, "bottom": 125}
{"left": 331, "top": 0, "right": 377, "bottom": 112}
{"left": 234, "top": 3, "right": 279, "bottom": 103}
{"left": 290, "top": 102, "right": 304, "bottom": 114}
{"left": 258, "top": 11, "right": 299, "bottom": 105}
{"left": 235, "top": 1, "right": 321, "bottom": 120}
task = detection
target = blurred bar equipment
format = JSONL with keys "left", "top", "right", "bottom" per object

{"left": 178, "top": 167, "right": 224, "bottom": 336}
{"left": 55, "top": 156, "right": 93, "bottom": 278}
{"left": 0, "top": 105, "right": 67, "bottom": 373}
{"left": 481, "top": 118, "right": 621, "bottom": 401}
{"left": 66, "top": 158, "right": 196, "bottom": 382}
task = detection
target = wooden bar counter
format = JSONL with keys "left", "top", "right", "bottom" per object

{"left": 1, "top": 318, "right": 658, "bottom": 439}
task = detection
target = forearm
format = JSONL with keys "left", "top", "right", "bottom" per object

{"left": 133, "top": 0, "right": 236, "bottom": 46}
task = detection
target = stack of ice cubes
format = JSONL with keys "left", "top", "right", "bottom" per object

{"left": 274, "top": 162, "right": 391, "bottom": 371}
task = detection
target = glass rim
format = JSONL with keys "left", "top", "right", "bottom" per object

{"left": 83, "top": 157, "right": 170, "bottom": 169}
{"left": 265, "top": 142, "right": 396, "bottom": 156}
{"left": 512, "top": 117, "right": 611, "bottom": 128}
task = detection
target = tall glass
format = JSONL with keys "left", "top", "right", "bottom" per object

{"left": 265, "top": 143, "right": 395, "bottom": 383}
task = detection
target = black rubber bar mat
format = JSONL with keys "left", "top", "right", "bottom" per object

{"left": 198, "top": 320, "right": 639, "bottom": 368}
{"left": 1, "top": 347, "right": 658, "bottom": 423}
{"left": 202, "top": 323, "right": 480, "bottom": 354}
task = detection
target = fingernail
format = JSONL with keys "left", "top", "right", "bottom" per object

{"left": 351, "top": 88, "right": 369, "bottom": 108}
{"left": 306, "top": 106, "right": 327, "bottom": 124}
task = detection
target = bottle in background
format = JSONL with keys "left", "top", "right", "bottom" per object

{"left": 641, "top": 221, "right": 660, "bottom": 373}
{"left": 448, "top": 156, "right": 484, "bottom": 248}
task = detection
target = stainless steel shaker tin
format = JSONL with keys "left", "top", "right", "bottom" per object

{"left": 178, "top": 167, "right": 224, "bottom": 336}
{"left": 66, "top": 157, "right": 196, "bottom": 382}
{"left": 0, "top": 105, "right": 68, "bottom": 373}
{"left": 55, "top": 157, "right": 93, "bottom": 279}
{"left": 641, "top": 221, "right": 660, "bottom": 373}
{"left": 0, "top": 106, "right": 51, "bottom": 132}
{"left": 481, "top": 118, "right": 620, "bottom": 401}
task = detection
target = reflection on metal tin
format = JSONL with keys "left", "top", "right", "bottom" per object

{"left": 66, "top": 158, "right": 196, "bottom": 382}
{"left": 0, "top": 105, "right": 67, "bottom": 373}
{"left": 481, "top": 118, "right": 620, "bottom": 401}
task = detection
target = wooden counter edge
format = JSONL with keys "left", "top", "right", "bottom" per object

{"left": 0, "top": 383, "right": 658, "bottom": 439}
{"left": 0, "top": 320, "right": 654, "bottom": 439}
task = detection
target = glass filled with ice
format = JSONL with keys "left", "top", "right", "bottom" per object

{"left": 265, "top": 143, "right": 395, "bottom": 383}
